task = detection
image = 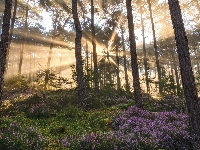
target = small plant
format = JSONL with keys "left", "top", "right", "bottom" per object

{"left": 27, "top": 102, "right": 57, "bottom": 118}
{"left": 70, "top": 63, "right": 95, "bottom": 90}
{"left": 0, "top": 119, "right": 48, "bottom": 149}
{"left": 4, "top": 75, "right": 29, "bottom": 91}
{"left": 35, "top": 69, "right": 70, "bottom": 90}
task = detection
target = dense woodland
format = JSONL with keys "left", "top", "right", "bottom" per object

{"left": 0, "top": 0, "right": 200, "bottom": 149}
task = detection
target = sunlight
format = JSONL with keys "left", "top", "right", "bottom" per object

{"left": 14, "top": 31, "right": 73, "bottom": 50}
{"left": 41, "top": 10, "right": 53, "bottom": 31}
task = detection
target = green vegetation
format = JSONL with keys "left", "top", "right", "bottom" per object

{"left": 0, "top": 76, "right": 191, "bottom": 150}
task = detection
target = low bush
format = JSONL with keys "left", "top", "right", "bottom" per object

{"left": 0, "top": 117, "right": 48, "bottom": 149}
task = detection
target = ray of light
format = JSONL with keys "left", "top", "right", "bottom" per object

{"left": 13, "top": 32, "right": 74, "bottom": 50}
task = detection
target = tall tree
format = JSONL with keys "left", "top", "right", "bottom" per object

{"left": 168, "top": 0, "right": 200, "bottom": 149}
{"left": 140, "top": 4, "right": 150, "bottom": 93}
{"left": 18, "top": 2, "right": 29, "bottom": 76}
{"left": 147, "top": 0, "right": 162, "bottom": 94}
{"left": 91, "top": 0, "right": 99, "bottom": 93}
{"left": 0, "top": 0, "right": 12, "bottom": 104}
{"left": 5, "top": 0, "right": 17, "bottom": 76}
{"left": 72, "top": 0, "right": 86, "bottom": 108}
{"left": 121, "top": 25, "right": 130, "bottom": 91}
{"left": 170, "top": 45, "right": 181, "bottom": 96}
{"left": 126, "top": 0, "right": 143, "bottom": 109}
{"left": 45, "top": 10, "right": 59, "bottom": 90}
{"left": 115, "top": 37, "right": 120, "bottom": 90}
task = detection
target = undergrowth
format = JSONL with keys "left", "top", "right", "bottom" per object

{"left": 0, "top": 77, "right": 191, "bottom": 150}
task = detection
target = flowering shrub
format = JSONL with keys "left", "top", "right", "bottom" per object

{"left": 102, "top": 96, "right": 133, "bottom": 107}
{"left": 157, "top": 95, "right": 187, "bottom": 112}
{"left": 27, "top": 103, "right": 57, "bottom": 118}
{"left": 59, "top": 106, "right": 192, "bottom": 149}
{"left": 113, "top": 106, "right": 192, "bottom": 149}
{"left": 61, "top": 132, "right": 123, "bottom": 149}
{"left": 144, "top": 95, "right": 187, "bottom": 113}
{"left": 0, "top": 121, "right": 48, "bottom": 149}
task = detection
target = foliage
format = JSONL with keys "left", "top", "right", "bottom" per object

{"left": 27, "top": 102, "right": 57, "bottom": 118}
{"left": 0, "top": 85, "right": 192, "bottom": 150}
{"left": 0, "top": 116, "right": 48, "bottom": 150}
{"left": 4, "top": 75, "right": 30, "bottom": 92}
{"left": 2, "top": 76, "right": 31, "bottom": 100}
{"left": 143, "top": 94, "right": 187, "bottom": 113}
{"left": 70, "top": 62, "right": 96, "bottom": 90}
{"left": 35, "top": 69, "right": 70, "bottom": 90}
{"left": 85, "top": 93, "right": 105, "bottom": 110}
{"left": 153, "top": 67, "right": 183, "bottom": 97}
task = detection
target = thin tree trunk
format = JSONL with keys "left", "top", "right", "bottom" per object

{"left": 168, "top": 0, "right": 200, "bottom": 149}
{"left": 126, "top": 0, "right": 143, "bottom": 109}
{"left": 72, "top": 0, "right": 86, "bottom": 108}
{"left": 90, "top": 51, "right": 93, "bottom": 88}
{"left": 147, "top": 0, "right": 162, "bottom": 94}
{"left": 91, "top": 0, "right": 99, "bottom": 93}
{"left": 18, "top": 5, "right": 28, "bottom": 76}
{"left": 171, "top": 46, "right": 181, "bottom": 96}
{"left": 0, "top": 0, "right": 12, "bottom": 104}
{"left": 121, "top": 25, "right": 129, "bottom": 91}
{"left": 106, "top": 43, "right": 112, "bottom": 84}
{"left": 45, "top": 12, "right": 59, "bottom": 90}
{"left": 140, "top": 6, "right": 150, "bottom": 93}
{"left": 116, "top": 43, "right": 120, "bottom": 90}
{"left": 86, "top": 40, "right": 89, "bottom": 72}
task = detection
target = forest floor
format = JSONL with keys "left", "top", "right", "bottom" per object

{"left": 0, "top": 84, "right": 193, "bottom": 150}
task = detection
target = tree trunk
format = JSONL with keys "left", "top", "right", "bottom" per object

{"left": 168, "top": 0, "right": 200, "bottom": 149}
{"left": 126, "top": 0, "right": 143, "bottom": 109}
{"left": 72, "top": 0, "right": 86, "bottom": 109}
{"left": 106, "top": 43, "right": 112, "bottom": 84}
{"left": 5, "top": 0, "right": 17, "bottom": 77}
{"left": 91, "top": 0, "right": 99, "bottom": 93}
{"left": 86, "top": 40, "right": 89, "bottom": 72}
{"left": 171, "top": 46, "right": 181, "bottom": 96}
{"left": 121, "top": 25, "right": 129, "bottom": 91}
{"left": 116, "top": 43, "right": 120, "bottom": 90}
{"left": 0, "top": 0, "right": 12, "bottom": 104}
{"left": 18, "top": 5, "right": 28, "bottom": 76}
{"left": 140, "top": 6, "right": 150, "bottom": 93}
{"left": 147, "top": 0, "right": 162, "bottom": 94}
{"left": 45, "top": 12, "right": 59, "bottom": 90}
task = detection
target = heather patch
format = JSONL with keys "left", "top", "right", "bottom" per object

{"left": 113, "top": 106, "right": 192, "bottom": 149}
{"left": 0, "top": 116, "right": 48, "bottom": 149}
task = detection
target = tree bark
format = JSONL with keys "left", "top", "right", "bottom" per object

{"left": 126, "top": 0, "right": 143, "bottom": 109}
{"left": 0, "top": 0, "right": 12, "bottom": 104}
{"left": 72, "top": 0, "right": 86, "bottom": 108}
{"left": 168, "top": 0, "right": 200, "bottom": 149}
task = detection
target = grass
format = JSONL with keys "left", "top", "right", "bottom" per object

{"left": 0, "top": 83, "right": 192, "bottom": 149}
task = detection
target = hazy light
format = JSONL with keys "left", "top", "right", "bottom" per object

{"left": 41, "top": 10, "right": 53, "bottom": 31}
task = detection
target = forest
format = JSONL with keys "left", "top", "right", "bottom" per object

{"left": 0, "top": 0, "right": 200, "bottom": 149}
